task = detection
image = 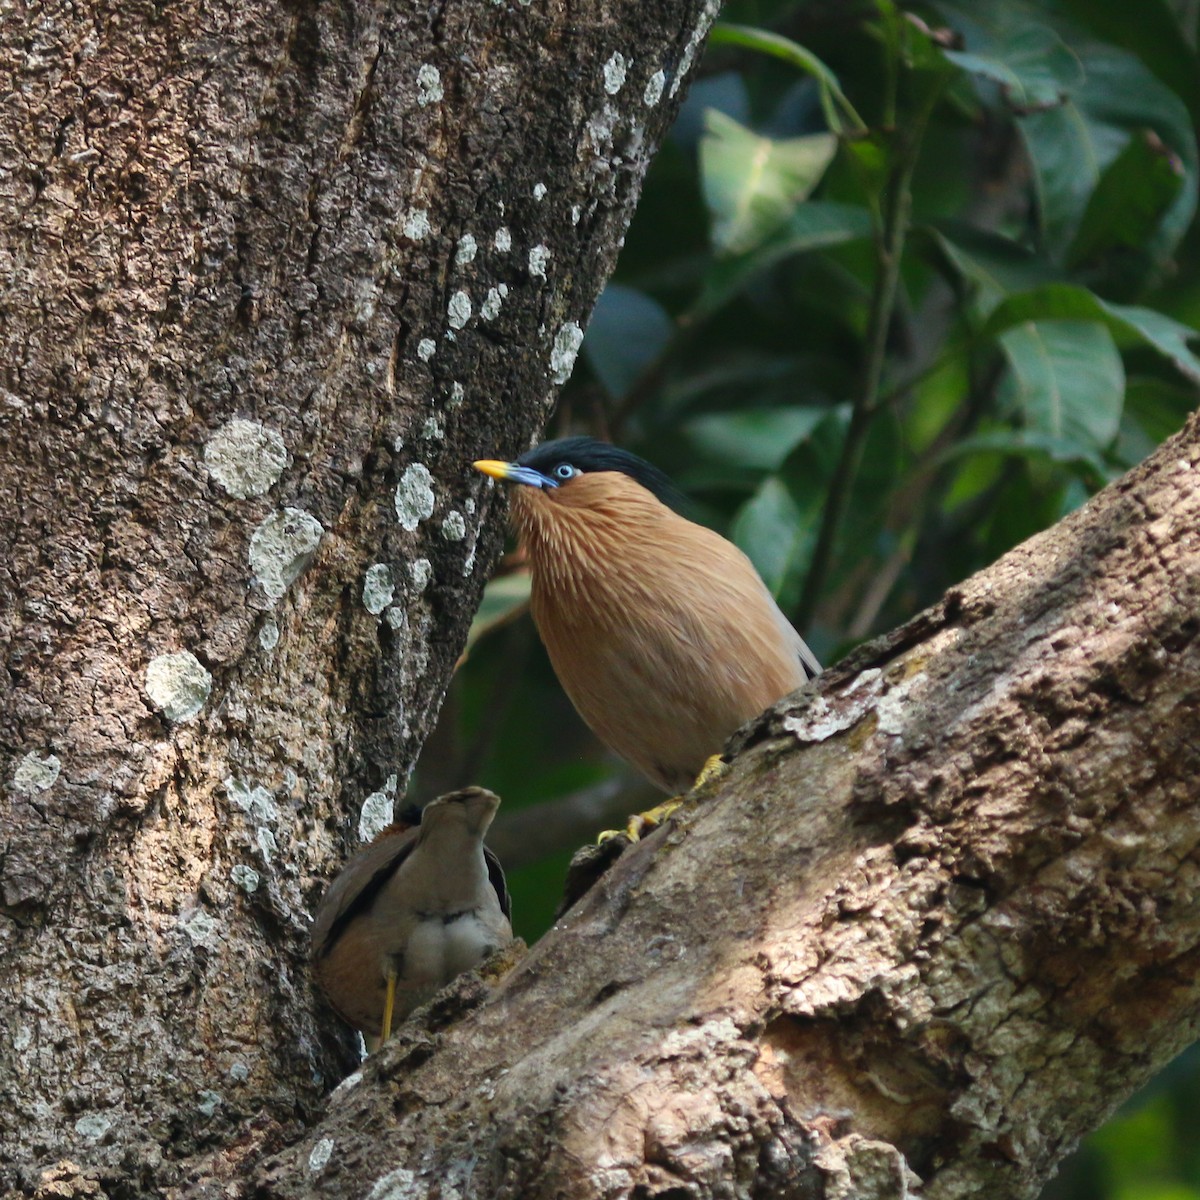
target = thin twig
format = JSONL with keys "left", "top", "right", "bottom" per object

{"left": 795, "top": 84, "right": 945, "bottom": 633}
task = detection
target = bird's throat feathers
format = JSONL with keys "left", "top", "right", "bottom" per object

{"left": 509, "top": 473, "right": 688, "bottom": 617}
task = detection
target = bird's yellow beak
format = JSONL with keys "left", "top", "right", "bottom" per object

{"left": 473, "top": 459, "right": 515, "bottom": 481}
{"left": 473, "top": 459, "right": 558, "bottom": 489}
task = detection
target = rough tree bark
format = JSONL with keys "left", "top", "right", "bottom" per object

{"left": 229, "top": 410, "right": 1197, "bottom": 1200}
{"left": 0, "top": 0, "right": 721, "bottom": 1192}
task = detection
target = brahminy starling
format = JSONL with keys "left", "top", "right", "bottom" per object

{"left": 474, "top": 438, "right": 820, "bottom": 807}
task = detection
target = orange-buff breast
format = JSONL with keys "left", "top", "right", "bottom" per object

{"left": 510, "top": 474, "right": 809, "bottom": 793}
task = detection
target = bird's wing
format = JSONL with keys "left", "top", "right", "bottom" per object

{"left": 793, "top": 624, "right": 822, "bottom": 679}
{"left": 310, "top": 829, "right": 419, "bottom": 960}
{"left": 484, "top": 846, "right": 512, "bottom": 919}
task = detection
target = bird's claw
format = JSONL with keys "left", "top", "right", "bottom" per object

{"left": 596, "top": 797, "right": 684, "bottom": 844}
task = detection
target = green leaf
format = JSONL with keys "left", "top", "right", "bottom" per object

{"left": 980, "top": 283, "right": 1200, "bottom": 384}
{"left": 708, "top": 22, "right": 866, "bottom": 134}
{"left": 700, "top": 109, "right": 838, "bottom": 255}
{"left": 997, "top": 319, "right": 1124, "bottom": 449}
{"left": 581, "top": 284, "right": 673, "bottom": 400}
{"left": 729, "top": 475, "right": 820, "bottom": 605}
{"left": 923, "top": 223, "right": 1060, "bottom": 317}
{"left": 683, "top": 407, "right": 829, "bottom": 472}
{"left": 940, "top": 427, "right": 1108, "bottom": 474}
{"left": 695, "top": 200, "right": 873, "bottom": 316}
{"left": 1054, "top": 0, "right": 1200, "bottom": 128}
{"left": 930, "top": 1, "right": 1197, "bottom": 261}
{"left": 943, "top": 26, "right": 1084, "bottom": 109}
{"left": 1020, "top": 46, "right": 1197, "bottom": 262}
{"left": 1067, "top": 129, "right": 1186, "bottom": 286}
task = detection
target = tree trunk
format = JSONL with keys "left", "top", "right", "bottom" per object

{"left": 0, "top": 0, "right": 721, "bottom": 1192}
{"left": 239, "top": 410, "right": 1196, "bottom": 1200}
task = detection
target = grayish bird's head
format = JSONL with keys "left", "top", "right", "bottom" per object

{"left": 418, "top": 786, "right": 501, "bottom": 839}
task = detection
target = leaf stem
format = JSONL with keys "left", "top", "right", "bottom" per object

{"left": 795, "top": 86, "right": 941, "bottom": 632}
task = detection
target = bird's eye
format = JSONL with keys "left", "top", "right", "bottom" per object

{"left": 553, "top": 463, "right": 577, "bottom": 481}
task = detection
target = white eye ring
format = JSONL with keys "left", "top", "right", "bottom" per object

{"left": 553, "top": 463, "right": 576, "bottom": 480}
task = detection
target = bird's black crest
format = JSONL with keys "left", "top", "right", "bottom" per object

{"left": 518, "top": 437, "right": 683, "bottom": 509}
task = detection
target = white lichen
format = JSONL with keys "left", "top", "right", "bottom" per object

{"left": 404, "top": 208, "right": 431, "bottom": 240}
{"left": 181, "top": 909, "right": 218, "bottom": 943}
{"left": 550, "top": 321, "right": 585, "bottom": 384}
{"left": 385, "top": 606, "right": 409, "bottom": 635}
{"left": 528, "top": 244, "right": 551, "bottom": 278}
{"left": 257, "top": 827, "right": 278, "bottom": 862}
{"left": 395, "top": 464, "right": 436, "bottom": 531}
{"left": 259, "top": 620, "right": 280, "bottom": 651}
{"left": 366, "top": 1167, "right": 418, "bottom": 1200}
{"left": 480, "top": 284, "right": 508, "bottom": 321}
{"left": 493, "top": 226, "right": 512, "bottom": 253}
{"left": 11, "top": 752, "right": 60, "bottom": 794}
{"left": 670, "top": 0, "right": 720, "bottom": 98}
{"left": 226, "top": 777, "right": 279, "bottom": 824}
{"left": 422, "top": 416, "right": 444, "bottom": 440}
{"left": 571, "top": 204, "right": 581, "bottom": 225}
{"left": 417, "top": 338, "right": 436, "bottom": 362}
{"left": 145, "top": 652, "right": 212, "bottom": 723}
{"left": 644, "top": 69, "right": 666, "bottom": 105}
{"left": 456, "top": 233, "right": 477, "bottom": 264}
{"left": 463, "top": 547, "right": 476, "bottom": 576}
{"left": 228, "top": 1062, "right": 250, "bottom": 1082}
{"left": 329, "top": 1070, "right": 363, "bottom": 1104}
{"left": 447, "top": 290, "right": 472, "bottom": 329}
{"left": 586, "top": 104, "right": 618, "bottom": 149}
{"left": 230, "top": 864, "right": 261, "bottom": 893}
{"left": 410, "top": 558, "right": 433, "bottom": 592}
{"left": 442, "top": 511, "right": 467, "bottom": 541}
{"left": 603, "top": 52, "right": 628, "bottom": 94}
{"left": 204, "top": 419, "right": 288, "bottom": 499}
{"left": 363, "top": 564, "right": 395, "bottom": 615}
{"left": 449, "top": 382, "right": 465, "bottom": 408}
{"left": 308, "top": 1138, "right": 335, "bottom": 1176}
{"left": 533, "top": 182, "right": 547, "bottom": 200}
{"left": 416, "top": 64, "right": 443, "bottom": 106}
{"left": 359, "top": 790, "right": 394, "bottom": 842}
{"left": 197, "top": 1091, "right": 222, "bottom": 1117}
{"left": 74, "top": 1114, "right": 113, "bottom": 1142}
{"left": 249, "top": 508, "right": 324, "bottom": 602}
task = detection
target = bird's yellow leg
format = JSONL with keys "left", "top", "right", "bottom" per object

{"left": 597, "top": 755, "right": 730, "bottom": 843}
{"left": 380, "top": 967, "right": 397, "bottom": 1044}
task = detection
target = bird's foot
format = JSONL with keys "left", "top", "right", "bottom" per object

{"left": 693, "top": 753, "right": 729, "bottom": 791}
{"left": 595, "top": 798, "right": 679, "bottom": 844}
{"left": 596, "top": 756, "right": 729, "bottom": 844}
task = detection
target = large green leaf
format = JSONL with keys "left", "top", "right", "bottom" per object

{"left": 1020, "top": 46, "right": 1197, "bottom": 263}
{"left": 931, "top": 0, "right": 1197, "bottom": 263}
{"left": 1067, "top": 129, "right": 1186, "bottom": 290}
{"left": 700, "top": 109, "right": 837, "bottom": 255}
{"left": 942, "top": 26, "right": 1083, "bottom": 109}
{"left": 981, "top": 283, "right": 1200, "bottom": 384}
{"left": 1054, "top": 0, "right": 1200, "bottom": 128}
{"left": 997, "top": 319, "right": 1125, "bottom": 450}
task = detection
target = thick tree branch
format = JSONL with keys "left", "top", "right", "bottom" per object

{"left": 244, "top": 411, "right": 1200, "bottom": 1200}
